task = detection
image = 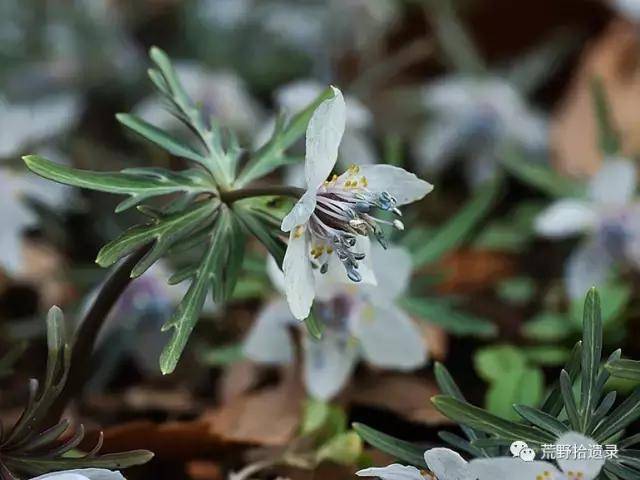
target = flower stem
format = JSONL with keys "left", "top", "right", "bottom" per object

{"left": 220, "top": 186, "right": 304, "bottom": 204}
{"left": 44, "top": 244, "right": 152, "bottom": 427}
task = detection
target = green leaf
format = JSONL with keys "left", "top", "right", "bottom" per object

{"left": 96, "top": 200, "right": 219, "bottom": 276}
{"left": 237, "top": 87, "right": 335, "bottom": 186}
{"left": 23, "top": 155, "right": 215, "bottom": 212}
{"left": 412, "top": 175, "right": 501, "bottom": 267}
{"left": 4, "top": 450, "right": 154, "bottom": 476}
{"left": 305, "top": 309, "right": 324, "bottom": 340}
{"left": 594, "top": 388, "right": 640, "bottom": 442}
{"left": 580, "top": 287, "right": 603, "bottom": 430}
{"left": 486, "top": 367, "right": 543, "bottom": 420}
{"left": 607, "top": 359, "right": 640, "bottom": 383}
{"left": 434, "top": 362, "right": 486, "bottom": 447}
{"left": 316, "top": 432, "right": 363, "bottom": 465}
{"left": 591, "top": 76, "right": 621, "bottom": 156}
{"left": 560, "top": 369, "right": 581, "bottom": 430}
{"left": 541, "top": 341, "right": 582, "bottom": 416}
{"left": 507, "top": 32, "right": 577, "bottom": 96}
{"left": 403, "top": 297, "right": 497, "bottom": 337}
{"left": 159, "top": 207, "right": 244, "bottom": 374}
{"left": 233, "top": 203, "right": 287, "bottom": 268}
{"left": 474, "top": 346, "right": 526, "bottom": 382}
{"left": 116, "top": 113, "right": 206, "bottom": 164}
{"left": 427, "top": 0, "right": 486, "bottom": 74}
{"left": 570, "top": 282, "right": 630, "bottom": 328}
{"left": 198, "top": 344, "right": 243, "bottom": 366}
{"left": 522, "top": 346, "right": 570, "bottom": 366}
{"left": 500, "top": 146, "right": 585, "bottom": 198}
{"left": 302, "top": 399, "right": 331, "bottom": 436}
{"left": 523, "top": 313, "right": 574, "bottom": 342}
{"left": 496, "top": 277, "right": 536, "bottom": 305}
{"left": 431, "top": 396, "right": 553, "bottom": 445}
{"left": 352, "top": 423, "right": 426, "bottom": 467}
{"left": 513, "top": 405, "right": 568, "bottom": 437}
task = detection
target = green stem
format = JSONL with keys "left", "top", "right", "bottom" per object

{"left": 221, "top": 186, "right": 305, "bottom": 204}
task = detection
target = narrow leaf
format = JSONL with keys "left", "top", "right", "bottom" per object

{"left": 352, "top": 423, "right": 426, "bottom": 467}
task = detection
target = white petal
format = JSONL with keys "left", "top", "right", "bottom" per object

{"left": 243, "top": 299, "right": 295, "bottom": 364}
{"left": 356, "top": 165, "right": 434, "bottom": 206}
{"left": 281, "top": 189, "right": 316, "bottom": 232}
{"left": 589, "top": 157, "right": 637, "bottom": 206}
{"left": 283, "top": 229, "right": 315, "bottom": 320}
{"left": 565, "top": 241, "right": 613, "bottom": 300}
{"left": 354, "top": 235, "right": 377, "bottom": 285}
{"left": 356, "top": 464, "right": 424, "bottom": 480}
{"left": 303, "top": 332, "right": 358, "bottom": 400}
{"left": 305, "top": 86, "right": 346, "bottom": 189}
{"left": 534, "top": 200, "right": 597, "bottom": 238}
{"left": 555, "top": 432, "right": 604, "bottom": 479}
{"left": 366, "top": 244, "right": 412, "bottom": 304}
{"left": 33, "top": 469, "right": 126, "bottom": 480}
{"left": 356, "top": 304, "right": 427, "bottom": 369}
{"left": 469, "top": 458, "right": 561, "bottom": 480}
{"left": 424, "top": 448, "right": 470, "bottom": 480}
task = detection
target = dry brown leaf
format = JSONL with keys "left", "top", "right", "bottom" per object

{"left": 420, "top": 323, "right": 449, "bottom": 362}
{"left": 99, "top": 419, "right": 227, "bottom": 460}
{"left": 20, "top": 239, "right": 74, "bottom": 307}
{"left": 349, "top": 374, "right": 450, "bottom": 426}
{"left": 186, "top": 460, "right": 223, "bottom": 480}
{"left": 436, "top": 249, "right": 515, "bottom": 294}
{"left": 204, "top": 374, "right": 304, "bottom": 448}
{"left": 218, "top": 360, "right": 262, "bottom": 404}
{"left": 552, "top": 20, "right": 640, "bottom": 176}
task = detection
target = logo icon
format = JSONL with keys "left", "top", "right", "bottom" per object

{"left": 510, "top": 441, "right": 536, "bottom": 462}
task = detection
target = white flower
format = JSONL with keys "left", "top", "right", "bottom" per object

{"left": 412, "top": 76, "right": 547, "bottom": 187}
{"left": 469, "top": 432, "right": 605, "bottom": 480}
{"left": 535, "top": 157, "right": 640, "bottom": 299}
{"left": 30, "top": 468, "right": 126, "bottom": 480}
{"left": 612, "top": 0, "right": 640, "bottom": 21}
{"left": 357, "top": 447, "right": 471, "bottom": 480}
{"left": 356, "top": 432, "right": 605, "bottom": 480}
{"left": 0, "top": 94, "right": 81, "bottom": 158}
{"left": 281, "top": 86, "right": 433, "bottom": 319}
{"left": 243, "top": 244, "right": 427, "bottom": 400}
{"left": 0, "top": 165, "right": 69, "bottom": 275}
{"left": 134, "top": 61, "right": 263, "bottom": 137}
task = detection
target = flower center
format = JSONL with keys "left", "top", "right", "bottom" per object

{"left": 306, "top": 165, "right": 404, "bottom": 281}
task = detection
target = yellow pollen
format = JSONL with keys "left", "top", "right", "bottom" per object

{"left": 293, "top": 225, "right": 304, "bottom": 239}
{"left": 360, "top": 176, "right": 368, "bottom": 187}
{"left": 326, "top": 246, "right": 334, "bottom": 254}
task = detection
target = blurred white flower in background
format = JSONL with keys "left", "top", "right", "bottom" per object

{"left": 267, "top": 79, "right": 378, "bottom": 173}
{"left": 279, "top": 87, "right": 432, "bottom": 319}
{"left": 31, "top": 468, "right": 126, "bottom": 480}
{"left": 612, "top": 0, "right": 640, "bottom": 21}
{"left": 412, "top": 76, "right": 547, "bottom": 187}
{"left": 88, "top": 262, "right": 217, "bottom": 381}
{"left": 135, "top": 61, "right": 264, "bottom": 138}
{"left": 0, "top": 94, "right": 81, "bottom": 158}
{"left": 194, "top": 0, "right": 398, "bottom": 57}
{"left": 244, "top": 245, "right": 427, "bottom": 400}
{"left": 535, "top": 158, "right": 640, "bottom": 299}
{"left": 0, "top": 164, "right": 69, "bottom": 275}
